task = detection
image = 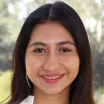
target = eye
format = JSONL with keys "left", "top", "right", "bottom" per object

{"left": 33, "top": 48, "right": 46, "bottom": 53}
{"left": 59, "top": 48, "right": 71, "bottom": 53}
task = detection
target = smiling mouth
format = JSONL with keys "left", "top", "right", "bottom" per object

{"left": 40, "top": 74, "right": 65, "bottom": 84}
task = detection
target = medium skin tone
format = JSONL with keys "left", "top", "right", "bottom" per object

{"left": 25, "top": 22, "right": 80, "bottom": 104}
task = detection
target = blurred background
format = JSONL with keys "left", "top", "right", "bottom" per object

{"left": 0, "top": 0, "right": 104, "bottom": 104}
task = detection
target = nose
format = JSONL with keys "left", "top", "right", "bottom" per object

{"left": 43, "top": 54, "right": 60, "bottom": 71}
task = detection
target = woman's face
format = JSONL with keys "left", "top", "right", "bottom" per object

{"left": 25, "top": 22, "right": 79, "bottom": 94}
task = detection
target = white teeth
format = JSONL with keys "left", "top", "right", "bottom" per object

{"left": 43, "top": 76, "right": 60, "bottom": 79}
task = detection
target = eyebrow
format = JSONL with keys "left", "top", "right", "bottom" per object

{"left": 29, "top": 41, "right": 75, "bottom": 48}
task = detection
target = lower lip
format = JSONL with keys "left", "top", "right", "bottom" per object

{"left": 41, "top": 75, "right": 64, "bottom": 84}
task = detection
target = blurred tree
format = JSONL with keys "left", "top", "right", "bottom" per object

{"left": 0, "top": 0, "right": 21, "bottom": 71}
{"left": 0, "top": 0, "right": 11, "bottom": 71}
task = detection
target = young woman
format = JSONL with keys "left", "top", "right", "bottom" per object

{"left": 7, "top": 1, "right": 95, "bottom": 104}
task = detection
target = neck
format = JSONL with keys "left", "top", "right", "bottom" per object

{"left": 33, "top": 87, "right": 70, "bottom": 104}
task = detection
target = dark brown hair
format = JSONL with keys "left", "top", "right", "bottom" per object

{"left": 6, "top": 1, "right": 95, "bottom": 104}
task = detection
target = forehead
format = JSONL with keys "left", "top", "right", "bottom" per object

{"left": 29, "top": 22, "right": 74, "bottom": 44}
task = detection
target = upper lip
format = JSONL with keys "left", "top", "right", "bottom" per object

{"left": 41, "top": 73, "right": 64, "bottom": 77}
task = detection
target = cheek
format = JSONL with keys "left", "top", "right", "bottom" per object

{"left": 25, "top": 54, "right": 44, "bottom": 74}
{"left": 69, "top": 57, "right": 79, "bottom": 70}
{"left": 62, "top": 55, "right": 80, "bottom": 85}
{"left": 25, "top": 54, "right": 45, "bottom": 84}
{"left": 61, "top": 55, "right": 80, "bottom": 73}
{"left": 67, "top": 57, "right": 79, "bottom": 82}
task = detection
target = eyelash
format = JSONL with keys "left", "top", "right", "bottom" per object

{"left": 33, "top": 48, "right": 71, "bottom": 53}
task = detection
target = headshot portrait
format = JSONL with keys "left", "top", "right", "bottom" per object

{"left": 1, "top": 0, "right": 102, "bottom": 104}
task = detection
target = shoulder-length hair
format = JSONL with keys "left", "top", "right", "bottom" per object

{"left": 7, "top": 1, "right": 95, "bottom": 104}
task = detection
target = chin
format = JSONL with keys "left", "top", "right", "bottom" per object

{"left": 42, "top": 87, "right": 64, "bottom": 95}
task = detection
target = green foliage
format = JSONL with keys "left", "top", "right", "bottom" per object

{"left": 0, "top": 70, "right": 12, "bottom": 103}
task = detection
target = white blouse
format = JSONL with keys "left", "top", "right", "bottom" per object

{"left": 20, "top": 95, "right": 34, "bottom": 104}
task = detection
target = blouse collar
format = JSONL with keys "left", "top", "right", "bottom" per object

{"left": 20, "top": 95, "right": 34, "bottom": 104}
